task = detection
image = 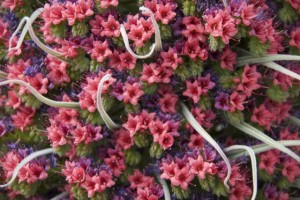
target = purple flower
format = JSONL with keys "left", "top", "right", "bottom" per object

{"left": 0, "top": 118, "right": 12, "bottom": 137}
{"left": 215, "top": 92, "right": 229, "bottom": 111}
{"left": 110, "top": 81, "right": 124, "bottom": 101}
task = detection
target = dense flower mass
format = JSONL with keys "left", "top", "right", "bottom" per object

{"left": 0, "top": 0, "right": 300, "bottom": 199}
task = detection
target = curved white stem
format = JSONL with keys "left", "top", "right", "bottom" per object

{"left": 0, "top": 79, "right": 80, "bottom": 108}
{"left": 9, "top": 8, "right": 63, "bottom": 58}
{"left": 225, "top": 145, "right": 257, "bottom": 200}
{"left": 120, "top": 24, "right": 156, "bottom": 59}
{"left": 229, "top": 121, "right": 300, "bottom": 163}
{"left": 157, "top": 176, "right": 171, "bottom": 200}
{"left": 288, "top": 116, "right": 300, "bottom": 126}
{"left": 97, "top": 74, "right": 120, "bottom": 130}
{"left": 222, "top": 0, "right": 228, "bottom": 7}
{"left": 237, "top": 55, "right": 300, "bottom": 66}
{"left": 50, "top": 192, "right": 69, "bottom": 200}
{"left": 0, "top": 148, "right": 55, "bottom": 188}
{"left": 229, "top": 140, "right": 300, "bottom": 158}
{"left": 180, "top": 103, "right": 231, "bottom": 189}
{"left": 139, "top": 6, "right": 162, "bottom": 51}
{"left": 262, "top": 62, "right": 300, "bottom": 81}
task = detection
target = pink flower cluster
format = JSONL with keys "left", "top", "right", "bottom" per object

{"left": 1, "top": 150, "right": 49, "bottom": 184}
{"left": 160, "top": 152, "right": 217, "bottom": 190}
{"left": 63, "top": 159, "right": 115, "bottom": 198}
{"left": 128, "top": 169, "right": 163, "bottom": 200}
{"left": 123, "top": 110, "right": 179, "bottom": 149}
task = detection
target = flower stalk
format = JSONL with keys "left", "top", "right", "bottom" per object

{"left": 157, "top": 176, "right": 171, "bottom": 200}
{"left": 237, "top": 54, "right": 300, "bottom": 66}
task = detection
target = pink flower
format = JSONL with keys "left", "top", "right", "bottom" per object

{"left": 229, "top": 92, "right": 246, "bottom": 112}
{"left": 58, "top": 40, "right": 78, "bottom": 58}
{"left": 101, "top": 15, "right": 120, "bottom": 37}
{"left": 116, "top": 129, "right": 134, "bottom": 150}
{"left": 47, "top": 55, "right": 70, "bottom": 85}
{"left": 7, "top": 59, "right": 28, "bottom": 80}
{"left": 70, "top": 124, "right": 88, "bottom": 144}
{"left": 155, "top": 3, "right": 176, "bottom": 24}
{"left": 171, "top": 167, "right": 194, "bottom": 190}
{"left": 79, "top": 92, "right": 96, "bottom": 112}
{"left": 98, "top": 0, "right": 118, "bottom": 9}
{"left": 182, "top": 17, "right": 206, "bottom": 43}
{"left": 119, "top": 52, "right": 136, "bottom": 70}
{"left": 158, "top": 132, "right": 174, "bottom": 149}
{"left": 123, "top": 82, "right": 144, "bottom": 105}
{"left": 273, "top": 71, "right": 292, "bottom": 91}
{"left": 27, "top": 73, "right": 49, "bottom": 94}
{"left": 62, "top": 2, "right": 77, "bottom": 25}
{"left": 229, "top": 165, "right": 244, "bottom": 186}
{"left": 282, "top": 159, "right": 300, "bottom": 182}
{"left": 47, "top": 120, "right": 67, "bottom": 147}
{"left": 1, "top": 0, "right": 21, "bottom": 11}
{"left": 12, "top": 107, "right": 35, "bottom": 132}
{"left": 249, "top": 19, "right": 275, "bottom": 43}
{"left": 91, "top": 40, "right": 112, "bottom": 63}
{"left": 128, "top": 170, "right": 154, "bottom": 189}
{"left": 1, "top": 151, "right": 22, "bottom": 178}
{"left": 104, "top": 154, "right": 125, "bottom": 177}
{"left": 140, "top": 17, "right": 155, "bottom": 40}
{"left": 81, "top": 175, "right": 99, "bottom": 198}
{"left": 160, "top": 48, "right": 182, "bottom": 70}
{"left": 221, "top": 22, "right": 238, "bottom": 44}
{"left": 6, "top": 91, "right": 21, "bottom": 109}
{"left": 290, "top": 28, "right": 300, "bottom": 49}
{"left": 18, "top": 162, "right": 48, "bottom": 184}
{"left": 160, "top": 161, "right": 176, "bottom": 179}
{"left": 204, "top": 12, "right": 223, "bottom": 37}
{"left": 240, "top": 3, "right": 256, "bottom": 26}
{"left": 122, "top": 114, "right": 141, "bottom": 137}
{"left": 128, "top": 25, "right": 147, "bottom": 48}
{"left": 141, "top": 63, "right": 160, "bottom": 84}
{"left": 288, "top": 0, "right": 300, "bottom": 12}
{"left": 139, "top": 110, "right": 155, "bottom": 130}
{"left": 183, "top": 39, "right": 201, "bottom": 60}
{"left": 149, "top": 120, "right": 168, "bottom": 143}
{"left": 198, "top": 74, "right": 215, "bottom": 94}
{"left": 251, "top": 104, "right": 273, "bottom": 130}
{"left": 159, "top": 93, "right": 178, "bottom": 113}
{"left": 98, "top": 170, "right": 115, "bottom": 191}
{"left": 221, "top": 48, "right": 236, "bottom": 71}
{"left": 259, "top": 150, "right": 279, "bottom": 175}
{"left": 183, "top": 80, "right": 202, "bottom": 103}
{"left": 90, "top": 15, "right": 104, "bottom": 36}
{"left": 188, "top": 155, "right": 209, "bottom": 179}
{"left": 54, "top": 108, "right": 78, "bottom": 126}
{"left": 48, "top": 3, "right": 65, "bottom": 25}
{"left": 237, "top": 65, "right": 261, "bottom": 96}
{"left": 188, "top": 134, "right": 204, "bottom": 149}
{"left": 75, "top": 0, "right": 94, "bottom": 20}
{"left": 0, "top": 19, "right": 8, "bottom": 40}
{"left": 109, "top": 50, "right": 122, "bottom": 70}
{"left": 62, "top": 161, "right": 86, "bottom": 184}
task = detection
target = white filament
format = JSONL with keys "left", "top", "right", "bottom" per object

{"left": 9, "top": 8, "right": 63, "bottom": 58}
{"left": 225, "top": 145, "right": 257, "bottom": 200}
{"left": 0, "top": 79, "right": 80, "bottom": 108}
{"left": 50, "top": 192, "right": 69, "bottom": 200}
{"left": 237, "top": 55, "right": 300, "bottom": 66}
{"left": 157, "top": 176, "right": 171, "bottom": 200}
{"left": 180, "top": 102, "right": 231, "bottom": 189}
{"left": 229, "top": 121, "right": 300, "bottom": 163}
{"left": 96, "top": 74, "right": 120, "bottom": 129}
{"left": 0, "top": 148, "right": 55, "bottom": 188}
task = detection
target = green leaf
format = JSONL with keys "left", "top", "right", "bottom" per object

{"left": 266, "top": 85, "right": 289, "bottom": 102}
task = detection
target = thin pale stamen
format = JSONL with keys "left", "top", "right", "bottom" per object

{"left": 237, "top": 54, "right": 300, "bottom": 66}
{"left": 288, "top": 116, "right": 300, "bottom": 126}
{"left": 0, "top": 148, "right": 55, "bottom": 188}
{"left": 157, "top": 176, "right": 171, "bottom": 200}
{"left": 262, "top": 62, "right": 300, "bottom": 81}
{"left": 180, "top": 102, "right": 231, "bottom": 189}
{"left": 0, "top": 79, "right": 80, "bottom": 108}
{"left": 50, "top": 192, "right": 69, "bottom": 200}
{"left": 225, "top": 145, "right": 257, "bottom": 200}
{"left": 120, "top": 24, "right": 156, "bottom": 59}
{"left": 228, "top": 121, "right": 300, "bottom": 163}
{"left": 9, "top": 8, "right": 63, "bottom": 58}
{"left": 0, "top": 71, "right": 6, "bottom": 79}
{"left": 97, "top": 74, "right": 120, "bottom": 130}
{"left": 228, "top": 140, "right": 300, "bottom": 158}
{"left": 139, "top": 6, "right": 162, "bottom": 51}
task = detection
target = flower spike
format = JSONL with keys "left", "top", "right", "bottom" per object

{"left": 225, "top": 145, "right": 257, "bottom": 200}
{"left": 157, "top": 176, "right": 171, "bottom": 200}
{"left": 120, "top": 24, "right": 156, "bottom": 59}
{"left": 139, "top": 6, "right": 162, "bottom": 51}
{"left": 0, "top": 148, "right": 55, "bottom": 188}
{"left": 180, "top": 102, "right": 231, "bottom": 189}
{"left": 97, "top": 74, "right": 121, "bottom": 130}
{"left": 0, "top": 79, "right": 80, "bottom": 108}
{"left": 229, "top": 121, "right": 300, "bottom": 163}
{"left": 9, "top": 8, "right": 63, "bottom": 58}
